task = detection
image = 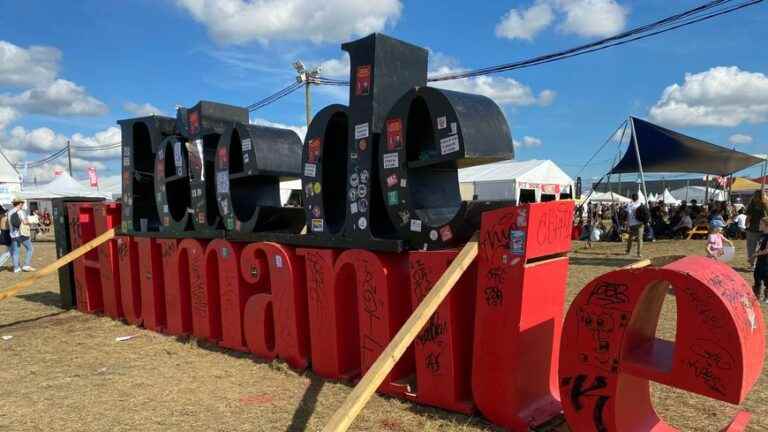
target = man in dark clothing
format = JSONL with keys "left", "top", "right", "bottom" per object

{"left": 746, "top": 190, "right": 768, "bottom": 268}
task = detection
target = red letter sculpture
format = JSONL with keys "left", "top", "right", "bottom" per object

{"left": 560, "top": 256, "right": 765, "bottom": 431}
{"left": 473, "top": 201, "right": 573, "bottom": 430}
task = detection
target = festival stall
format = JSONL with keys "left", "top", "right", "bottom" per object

{"left": 670, "top": 185, "right": 727, "bottom": 202}
{"left": 458, "top": 159, "right": 573, "bottom": 203}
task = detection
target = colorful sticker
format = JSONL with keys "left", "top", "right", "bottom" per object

{"left": 307, "top": 138, "right": 321, "bottom": 163}
{"left": 437, "top": 116, "right": 447, "bottom": 130}
{"left": 350, "top": 152, "right": 358, "bottom": 160}
{"left": 216, "top": 171, "right": 229, "bottom": 193}
{"left": 348, "top": 188, "right": 358, "bottom": 202}
{"left": 313, "top": 182, "right": 321, "bottom": 193}
{"left": 312, "top": 206, "right": 321, "bottom": 217}
{"left": 358, "top": 198, "right": 368, "bottom": 212}
{"left": 241, "top": 138, "right": 252, "bottom": 152}
{"left": 188, "top": 110, "right": 200, "bottom": 135}
{"left": 386, "top": 173, "right": 399, "bottom": 187}
{"left": 354, "top": 123, "right": 369, "bottom": 140}
{"left": 387, "top": 190, "right": 399, "bottom": 205}
{"left": 383, "top": 152, "right": 399, "bottom": 169}
{"left": 360, "top": 170, "right": 369, "bottom": 184}
{"left": 350, "top": 173, "right": 359, "bottom": 187}
{"left": 510, "top": 230, "right": 525, "bottom": 255}
{"left": 450, "top": 122, "right": 457, "bottom": 135}
{"left": 400, "top": 178, "right": 407, "bottom": 188}
{"left": 517, "top": 208, "right": 528, "bottom": 228}
{"left": 358, "top": 139, "right": 368, "bottom": 152}
{"left": 357, "top": 184, "right": 367, "bottom": 198}
{"left": 439, "top": 225, "right": 453, "bottom": 242}
{"left": 386, "top": 118, "right": 402, "bottom": 150}
{"left": 358, "top": 217, "right": 368, "bottom": 229}
{"left": 440, "top": 135, "right": 460, "bottom": 155}
{"left": 275, "top": 255, "right": 283, "bottom": 269}
{"left": 311, "top": 218, "right": 324, "bottom": 232}
{"left": 218, "top": 146, "right": 228, "bottom": 164}
{"left": 429, "top": 230, "right": 438, "bottom": 241}
{"left": 174, "top": 141, "right": 183, "bottom": 167}
{"left": 350, "top": 202, "right": 358, "bottom": 214}
{"left": 410, "top": 219, "right": 422, "bottom": 232}
{"left": 355, "top": 65, "right": 371, "bottom": 96}
{"left": 304, "top": 163, "right": 317, "bottom": 178}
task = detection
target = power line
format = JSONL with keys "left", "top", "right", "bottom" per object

{"left": 311, "top": 0, "right": 761, "bottom": 86}
{"left": 247, "top": 81, "right": 305, "bottom": 112}
{"left": 13, "top": 147, "right": 68, "bottom": 169}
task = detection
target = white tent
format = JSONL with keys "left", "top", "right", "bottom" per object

{"left": 280, "top": 179, "right": 301, "bottom": 205}
{"left": 660, "top": 188, "right": 680, "bottom": 205}
{"left": 669, "top": 185, "right": 726, "bottom": 202}
{"left": 637, "top": 187, "right": 647, "bottom": 204}
{"left": 458, "top": 159, "right": 573, "bottom": 202}
{"left": 0, "top": 149, "right": 22, "bottom": 205}
{"left": 647, "top": 192, "right": 658, "bottom": 202}
{"left": 20, "top": 172, "right": 111, "bottom": 200}
{"left": 585, "top": 191, "right": 631, "bottom": 203}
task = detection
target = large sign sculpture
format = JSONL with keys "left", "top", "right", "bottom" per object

{"left": 559, "top": 257, "right": 765, "bottom": 431}
{"left": 52, "top": 32, "right": 765, "bottom": 431}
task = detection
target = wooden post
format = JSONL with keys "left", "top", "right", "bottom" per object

{"left": 0, "top": 228, "right": 116, "bottom": 302}
{"left": 322, "top": 235, "right": 479, "bottom": 432}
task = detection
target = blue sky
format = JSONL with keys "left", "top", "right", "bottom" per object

{"left": 0, "top": 0, "right": 766, "bottom": 186}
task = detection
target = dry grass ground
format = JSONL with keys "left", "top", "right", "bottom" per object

{"left": 0, "top": 237, "right": 765, "bottom": 431}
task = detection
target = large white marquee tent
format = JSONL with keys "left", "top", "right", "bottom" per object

{"left": 458, "top": 159, "right": 574, "bottom": 202}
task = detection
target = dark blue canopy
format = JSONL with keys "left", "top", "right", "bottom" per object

{"left": 610, "top": 117, "right": 763, "bottom": 176}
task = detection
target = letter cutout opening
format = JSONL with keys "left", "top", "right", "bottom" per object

{"left": 560, "top": 256, "right": 765, "bottom": 431}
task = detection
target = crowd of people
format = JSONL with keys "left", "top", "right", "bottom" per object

{"left": 576, "top": 189, "right": 768, "bottom": 302}
{"left": 0, "top": 196, "right": 36, "bottom": 273}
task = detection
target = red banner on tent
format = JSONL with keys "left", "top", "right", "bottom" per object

{"left": 88, "top": 166, "right": 98, "bottom": 187}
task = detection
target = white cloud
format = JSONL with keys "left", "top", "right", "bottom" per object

{"left": 649, "top": 66, "right": 768, "bottom": 127}
{"left": 513, "top": 136, "right": 543, "bottom": 148}
{"left": 729, "top": 134, "right": 753, "bottom": 145}
{"left": 124, "top": 101, "right": 166, "bottom": 116}
{"left": 495, "top": 0, "right": 627, "bottom": 41}
{"left": 0, "top": 106, "right": 18, "bottom": 131}
{"left": 1, "top": 125, "right": 120, "bottom": 162}
{"left": 495, "top": 2, "right": 554, "bottom": 41}
{"left": 316, "top": 53, "right": 350, "bottom": 78}
{"left": 0, "top": 79, "right": 108, "bottom": 116}
{"left": 556, "top": 0, "right": 627, "bottom": 38}
{"left": 430, "top": 66, "right": 555, "bottom": 107}
{"left": 0, "top": 40, "right": 60, "bottom": 87}
{"left": 252, "top": 118, "right": 307, "bottom": 141}
{"left": 175, "top": 0, "right": 402, "bottom": 44}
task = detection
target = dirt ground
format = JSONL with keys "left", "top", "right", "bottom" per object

{"left": 0, "top": 237, "right": 765, "bottom": 431}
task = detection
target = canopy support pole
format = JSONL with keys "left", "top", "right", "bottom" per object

{"left": 762, "top": 158, "right": 767, "bottom": 192}
{"left": 629, "top": 118, "right": 648, "bottom": 202}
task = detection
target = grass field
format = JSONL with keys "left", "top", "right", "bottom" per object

{"left": 0, "top": 238, "right": 765, "bottom": 431}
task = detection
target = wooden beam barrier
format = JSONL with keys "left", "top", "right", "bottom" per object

{"left": 322, "top": 234, "right": 479, "bottom": 432}
{"left": 0, "top": 228, "right": 116, "bottom": 302}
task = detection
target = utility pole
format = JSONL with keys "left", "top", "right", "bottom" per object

{"left": 293, "top": 60, "right": 321, "bottom": 127}
{"left": 66, "top": 140, "right": 73, "bottom": 176}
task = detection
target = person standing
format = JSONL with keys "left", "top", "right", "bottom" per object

{"left": 0, "top": 206, "right": 12, "bottom": 269}
{"left": 745, "top": 190, "right": 768, "bottom": 269}
{"left": 625, "top": 193, "right": 647, "bottom": 257}
{"left": 7, "top": 197, "right": 35, "bottom": 273}
{"left": 752, "top": 216, "right": 768, "bottom": 302}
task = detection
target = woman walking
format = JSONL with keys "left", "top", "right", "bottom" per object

{"left": 7, "top": 196, "right": 35, "bottom": 273}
